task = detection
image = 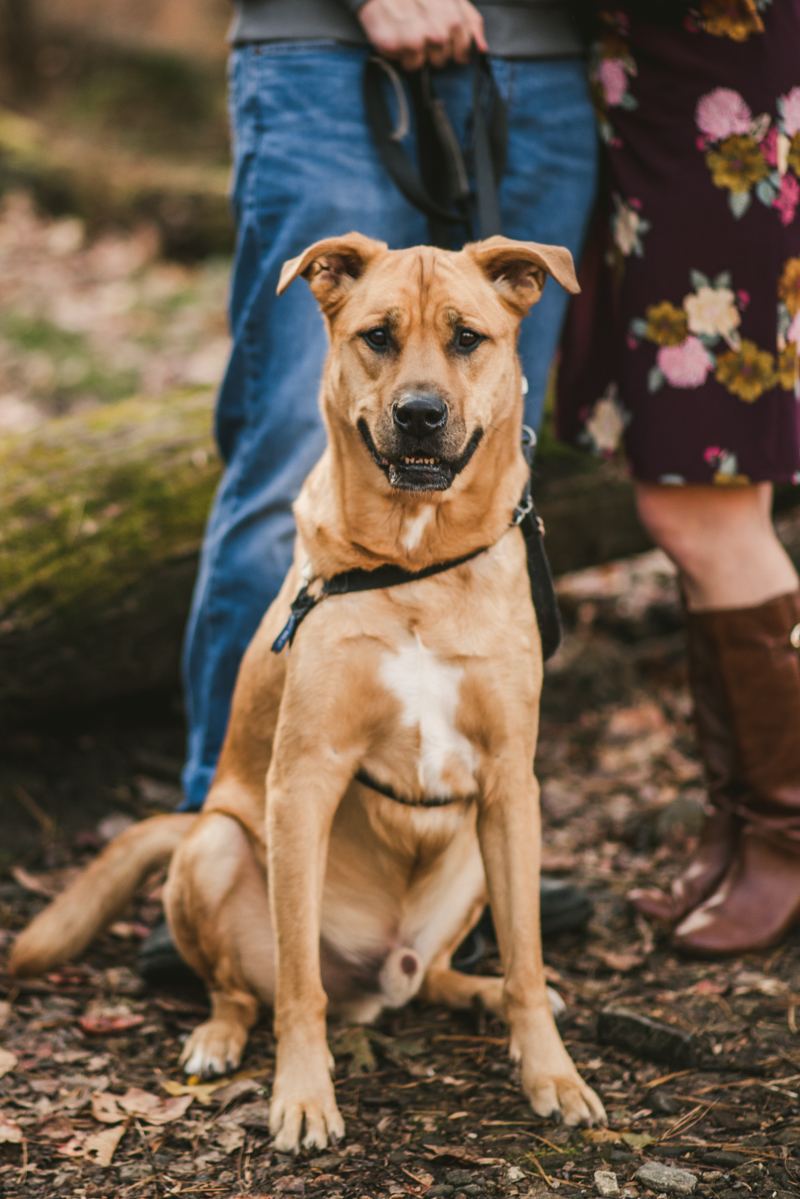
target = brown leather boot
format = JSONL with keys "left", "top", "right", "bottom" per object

{"left": 629, "top": 605, "right": 742, "bottom": 922}
{"left": 673, "top": 590, "right": 800, "bottom": 955}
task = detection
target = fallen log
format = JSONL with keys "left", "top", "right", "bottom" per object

{"left": 0, "top": 390, "right": 221, "bottom": 727}
{"left": 0, "top": 106, "right": 233, "bottom": 257}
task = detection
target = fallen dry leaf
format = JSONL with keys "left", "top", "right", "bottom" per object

{"left": 215, "top": 1121, "right": 246, "bottom": 1154}
{"left": 79, "top": 1009, "right": 146, "bottom": 1036}
{"left": 689, "top": 978, "right": 728, "bottom": 995}
{"left": 11, "top": 865, "right": 57, "bottom": 897}
{"left": 57, "top": 1133, "right": 88, "bottom": 1158}
{"left": 38, "top": 1115, "right": 76, "bottom": 1141}
{"left": 0, "top": 1047, "right": 17, "bottom": 1078}
{"left": 733, "top": 970, "right": 788, "bottom": 997}
{"left": 161, "top": 1068, "right": 267, "bottom": 1106}
{"left": 0, "top": 1112, "right": 23, "bottom": 1144}
{"left": 161, "top": 1077, "right": 220, "bottom": 1105}
{"left": 56, "top": 1086, "right": 92, "bottom": 1113}
{"left": 582, "top": 1128, "right": 622, "bottom": 1145}
{"left": 275, "top": 1178, "right": 305, "bottom": 1195}
{"left": 594, "top": 948, "right": 644, "bottom": 974}
{"left": 117, "top": 1087, "right": 193, "bottom": 1124}
{"left": 91, "top": 1091, "right": 125, "bottom": 1124}
{"left": 84, "top": 1120, "right": 129, "bottom": 1167}
{"left": 108, "top": 921, "right": 151, "bottom": 939}
{"left": 621, "top": 1131, "right": 656, "bottom": 1150}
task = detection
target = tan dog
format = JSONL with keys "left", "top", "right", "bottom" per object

{"left": 10, "top": 233, "right": 605, "bottom": 1151}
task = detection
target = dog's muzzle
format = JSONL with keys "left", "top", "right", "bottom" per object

{"left": 358, "top": 417, "right": 483, "bottom": 492}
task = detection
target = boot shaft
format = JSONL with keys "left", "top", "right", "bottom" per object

{"left": 687, "top": 590, "right": 800, "bottom": 833}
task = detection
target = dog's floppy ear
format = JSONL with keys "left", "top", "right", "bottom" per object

{"left": 277, "top": 233, "right": 388, "bottom": 312}
{"left": 467, "top": 235, "right": 580, "bottom": 316}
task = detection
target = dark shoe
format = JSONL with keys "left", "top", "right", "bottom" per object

{"left": 453, "top": 880, "right": 593, "bottom": 975}
{"left": 138, "top": 920, "right": 201, "bottom": 989}
{"left": 673, "top": 591, "right": 800, "bottom": 955}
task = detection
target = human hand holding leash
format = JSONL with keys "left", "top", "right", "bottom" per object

{"left": 358, "top": 0, "right": 487, "bottom": 70}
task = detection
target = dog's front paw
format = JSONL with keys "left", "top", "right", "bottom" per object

{"left": 522, "top": 1058, "right": 606, "bottom": 1128}
{"left": 269, "top": 1070, "right": 345, "bottom": 1152}
{"left": 179, "top": 1018, "right": 247, "bottom": 1078}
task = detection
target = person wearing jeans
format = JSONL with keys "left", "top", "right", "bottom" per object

{"left": 179, "top": 0, "right": 598, "bottom": 813}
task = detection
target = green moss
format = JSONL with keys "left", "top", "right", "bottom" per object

{"left": 0, "top": 389, "right": 221, "bottom": 632}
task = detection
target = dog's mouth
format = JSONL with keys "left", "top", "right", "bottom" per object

{"left": 357, "top": 420, "right": 483, "bottom": 492}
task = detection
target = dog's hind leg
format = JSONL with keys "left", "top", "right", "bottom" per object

{"left": 419, "top": 966, "right": 505, "bottom": 1015}
{"left": 165, "top": 811, "right": 275, "bottom": 1078}
{"left": 419, "top": 967, "right": 565, "bottom": 1019}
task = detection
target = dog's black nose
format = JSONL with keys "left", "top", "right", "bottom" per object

{"left": 393, "top": 393, "right": 448, "bottom": 438}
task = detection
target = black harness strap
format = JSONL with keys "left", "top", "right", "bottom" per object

{"left": 271, "top": 430, "right": 561, "bottom": 661}
{"left": 271, "top": 544, "right": 488, "bottom": 655}
{"left": 355, "top": 767, "right": 467, "bottom": 809}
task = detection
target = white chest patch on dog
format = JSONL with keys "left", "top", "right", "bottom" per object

{"left": 380, "top": 633, "right": 477, "bottom": 796}
{"left": 401, "top": 505, "right": 434, "bottom": 552}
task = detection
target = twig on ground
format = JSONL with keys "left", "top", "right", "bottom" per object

{"left": 135, "top": 1117, "right": 163, "bottom": 1199}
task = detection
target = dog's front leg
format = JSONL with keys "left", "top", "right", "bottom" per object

{"left": 477, "top": 765, "right": 605, "bottom": 1127}
{"left": 266, "top": 728, "right": 357, "bottom": 1153}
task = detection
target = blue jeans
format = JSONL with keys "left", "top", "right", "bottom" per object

{"left": 181, "top": 42, "right": 597, "bottom": 810}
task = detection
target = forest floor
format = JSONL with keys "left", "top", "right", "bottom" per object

{"left": 1, "top": 542, "right": 799, "bottom": 1199}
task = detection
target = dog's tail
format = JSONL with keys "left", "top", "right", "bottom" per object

{"left": 8, "top": 813, "right": 197, "bottom": 978}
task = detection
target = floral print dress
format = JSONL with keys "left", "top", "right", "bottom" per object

{"left": 556, "top": 0, "right": 800, "bottom": 485}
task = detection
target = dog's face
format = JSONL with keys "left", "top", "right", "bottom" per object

{"left": 278, "top": 234, "right": 578, "bottom": 494}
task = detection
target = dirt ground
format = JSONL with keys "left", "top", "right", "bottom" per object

{"left": 1, "top": 542, "right": 799, "bottom": 1199}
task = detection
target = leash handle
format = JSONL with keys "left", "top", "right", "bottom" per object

{"left": 363, "top": 47, "right": 507, "bottom": 246}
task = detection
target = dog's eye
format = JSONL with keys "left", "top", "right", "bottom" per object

{"left": 456, "top": 328, "right": 482, "bottom": 351}
{"left": 363, "top": 327, "right": 388, "bottom": 350}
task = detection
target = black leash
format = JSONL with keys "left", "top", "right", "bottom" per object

{"left": 271, "top": 430, "right": 561, "bottom": 662}
{"left": 362, "top": 50, "right": 507, "bottom": 246}
{"left": 516, "top": 426, "right": 562, "bottom": 663}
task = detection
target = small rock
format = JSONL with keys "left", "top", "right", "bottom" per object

{"left": 655, "top": 794, "right": 705, "bottom": 845}
{"left": 446, "top": 1170, "right": 475, "bottom": 1186}
{"left": 118, "top": 1163, "right": 151, "bottom": 1182}
{"left": 597, "top": 1006, "right": 699, "bottom": 1068}
{"left": 701, "top": 1172, "right": 725, "bottom": 1183}
{"left": 507, "top": 1166, "right": 526, "bottom": 1183}
{"left": 635, "top": 1162, "right": 697, "bottom": 1194}
{"left": 427, "top": 1187, "right": 454, "bottom": 1198}
{"left": 646, "top": 1089, "right": 680, "bottom": 1115}
{"left": 595, "top": 1169, "right": 620, "bottom": 1196}
{"left": 700, "top": 1152, "right": 746, "bottom": 1169}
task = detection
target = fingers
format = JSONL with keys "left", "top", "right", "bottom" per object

{"left": 358, "top": 0, "right": 487, "bottom": 70}
{"left": 453, "top": 0, "right": 487, "bottom": 60}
